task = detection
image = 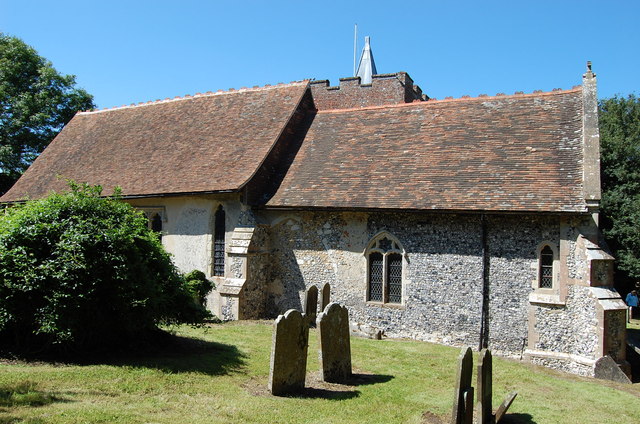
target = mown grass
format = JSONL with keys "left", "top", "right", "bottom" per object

{"left": 1, "top": 321, "right": 639, "bottom": 423}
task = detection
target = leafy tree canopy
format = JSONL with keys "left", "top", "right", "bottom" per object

{"left": 0, "top": 182, "right": 209, "bottom": 354}
{"left": 0, "top": 33, "right": 94, "bottom": 182}
{"left": 599, "top": 94, "right": 640, "bottom": 284}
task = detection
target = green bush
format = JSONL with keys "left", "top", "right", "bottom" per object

{"left": 184, "top": 270, "right": 214, "bottom": 306}
{"left": 0, "top": 182, "right": 209, "bottom": 353}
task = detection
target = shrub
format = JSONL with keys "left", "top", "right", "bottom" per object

{"left": 0, "top": 182, "right": 209, "bottom": 353}
{"left": 184, "top": 270, "right": 214, "bottom": 306}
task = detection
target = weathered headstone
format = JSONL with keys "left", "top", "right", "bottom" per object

{"left": 451, "top": 347, "right": 473, "bottom": 424}
{"left": 494, "top": 392, "right": 517, "bottom": 423}
{"left": 304, "top": 285, "right": 319, "bottom": 326}
{"left": 476, "top": 348, "right": 492, "bottom": 424}
{"left": 349, "top": 321, "right": 383, "bottom": 339}
{"left": 321, "top": 282, "right": 331, "bottom": 312}
{"left": 594, "top": 355, "right": 632, "bottom": 384}
{"left": 317, "top": 302, "right": 352, "bottom": 383}
{"left": 268, "top": 309, "right": 309, "bottom": 396}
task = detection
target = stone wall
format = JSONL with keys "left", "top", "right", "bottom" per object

{"left": 126, "top": 197, "right": 623, "bottom": 376}
{"left": 532, "top": 285, "right": 598, "bottom": 359}
{"left": 265, "top": 211, "right": 569, "bottom": 355}
{"left": 487, "top": 215, "right": 559, "bottom": 355}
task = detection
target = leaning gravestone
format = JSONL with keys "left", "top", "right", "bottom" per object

{"left": 476, "top": 349, "right": 492, "bottom": 424}
{"left": 304, "top": 285, "right": 319, "bottom": 326}
{"left": 317, "top": 302, "right": 352, "bottom": 383}
{"left": 321, "top": 283, "right": 331, "bottom": 312}
{"left": 268, "top": 309, "right": 309, "bottom": 396}
{"left": 451, "top": 347, "right": 474, "bottom": 424}
{"left": 494, "top": 392, "right": 518, "bottom": 424}
{"left": 594, "top": 355, "right": 632, "bottom": 384}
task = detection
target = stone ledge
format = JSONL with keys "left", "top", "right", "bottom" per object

{"left": 218, "top": 278, "right": 246, "bottom": 296}
{"left": 365, "top": 301, "right": 406, "bottom": 310}
{"left": 529, "top": 291, "right": 565, "bottom": 306}
{"left": 524, "top": 348, "right": 596, "bottom": 367}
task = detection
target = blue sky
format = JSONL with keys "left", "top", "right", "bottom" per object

{"left": 2, "top": 1, "right": 638, "bottom": 109}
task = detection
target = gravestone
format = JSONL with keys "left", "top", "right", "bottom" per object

{"left": 594, "top": 355, "right": 632, "bottom": 384}
{"left": 268, "top": 309, "right": 309, "bottom": 396}
{"left": 317, "top": 302, "right": 352, "bottom": 383}
{"left": 494, "top": 392, "right": 517, "bottom": 423}
{"left": 304, "top": 285, "right": 319, "bottom": 326}
{"left": 321, "top": 283, "right": 331, "bottom": 312}
{"left": 451, "top": 347, "right": 473, "bottom": 424}
{"left": 476, "top": 349, "right": 492, "bottom": 424}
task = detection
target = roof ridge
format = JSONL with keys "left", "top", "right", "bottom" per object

{"left": 81, "top": 80, "right": 310, "bottom": 115}
{"left": 318, "top": 86, "right": 583, "bottom": 114}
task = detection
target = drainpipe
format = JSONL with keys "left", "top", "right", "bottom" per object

{"left": 479, "top": 214, "right": 490, "bottom": 350}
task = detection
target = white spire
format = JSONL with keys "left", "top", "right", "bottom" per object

{"left": 355, "top": 36, "right": 377, "bottom": 84}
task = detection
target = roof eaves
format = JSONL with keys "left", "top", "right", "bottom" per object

{"left": 261, "top": 204, "right": 589, "bottom": 215}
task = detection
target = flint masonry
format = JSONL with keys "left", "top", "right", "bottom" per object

{"left": 2, "top": 57, "right": 627, "bottom": 377}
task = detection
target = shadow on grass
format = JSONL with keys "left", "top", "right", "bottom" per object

{"left": 0, "top": 381, "right": 69, "bottom": 408}
{"left": 420, "top": 411, "right": 537, "bottom": 424}
{"left": 106, "top": 333, "right": 247, "bottom": 376}
{"left": 294, "top": 387, "right": 361, "bottom": 400}
{"left": 347, "top": 373, "right": 394, "bottom": 386}
{"left": 1, "top": 330, "right": 247, "bottom": 377}
{"left": 282, "top": 373, "right": 393, "bottom": 400}
{"left": 500, "top": 413, "right": 537, "bottom": 424}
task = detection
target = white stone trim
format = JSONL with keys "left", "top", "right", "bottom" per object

{"left": 524, "top": 348, "right": 597, "bottom": 368}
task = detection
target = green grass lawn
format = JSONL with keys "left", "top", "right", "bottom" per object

{"left": 1, "top": 321, "right": 639, "bottom": 424}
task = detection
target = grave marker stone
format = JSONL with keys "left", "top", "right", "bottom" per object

{"left": 304, "top": 285, "right": 318, "bottom": 326}
{"left": 317, "top": 302, "right": 352, "bottom": 383}
{"left": 321, "top": 283, "right": 331, "bottom": 312}
{"left": 451, "top": 347, "right": 473, "bottom": 424}
{"left": 476, "top": 348, "right": 492, "bottom": 424}
{"left": 594, "top": 355, "right": 632, "bottom": 384}
{"left": 268, "top": 309, "right": 309, "bottom": 396}
{"left": 494, "top": 392, "right": 517, "bottom": 423}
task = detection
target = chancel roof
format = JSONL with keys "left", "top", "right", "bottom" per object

{"left": 266, "top": 88, "right": 587, "bottom": 213}
{"left": 1, "top": 81, "right": 309, "bottom": 202}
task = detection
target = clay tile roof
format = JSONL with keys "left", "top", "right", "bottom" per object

{"left": 2, "top": 82, "right": 310, "bottom": 202}
{"left": 267, "top": 88, "right": 586, "bottom": 213}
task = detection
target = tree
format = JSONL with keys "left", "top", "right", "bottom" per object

{"left": 0, "top": 33, "right": 94, "bottom": 190}
{"left": 0, "top": 183, "right": 209, "bottom": 354}
{"left": 599, "top": 94, "right": 640, "bottom": 289}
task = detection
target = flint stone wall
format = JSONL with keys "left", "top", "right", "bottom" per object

{"left": 532, "top": 285, "right": 599, "bottom": 359}
{"left": 265, "top": 211, "right": 577, "bottom": 359}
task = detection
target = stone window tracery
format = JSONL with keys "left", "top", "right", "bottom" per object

{"left": 366, "top": 234, "right": 404, "bottom": 304}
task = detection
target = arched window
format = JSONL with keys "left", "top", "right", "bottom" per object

{"left": 538, "top": 244, "right": 555, "bottom": 289}
{"left": 151, "top": 212, "right": 163, "bottom": 234}
{"left": 137, "top": 207, "right": 165, "bottom": 240}
{"left": 366, "top": 234, "right": 404, "bottom": 304}
{"left": 213, "top": 205, "right": 226, "bottom": 277}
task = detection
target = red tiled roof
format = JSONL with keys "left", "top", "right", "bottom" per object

{"left": 1, "top": 82, "right": 310, "bottom": 202}
{"left": 266, "top": 88, "right": 586, "bottom": 212}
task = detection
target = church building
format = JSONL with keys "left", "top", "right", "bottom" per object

{"left": 1, "top": 42, "right": 628, "bottom": 377}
